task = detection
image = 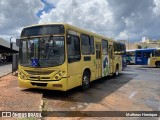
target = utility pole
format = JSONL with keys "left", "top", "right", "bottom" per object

{"left": 10, "top": 37, "right": 13, "bottom": 74}
{"left": 10, "top": 37, "right": 13, "bottom": 50}
{"left": 127, "top": 33, "right": 129, "bottom": 49}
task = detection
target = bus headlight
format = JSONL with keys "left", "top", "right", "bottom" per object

{"left": 19, "top": 71, "right": 27, "bottom": 79}
{"left": 53, "top": 71, "right": 66, "bottom": 80}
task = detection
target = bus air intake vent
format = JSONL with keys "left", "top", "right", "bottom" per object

{"left": 29, "top": 76, "right": 50, "bottom": 80}
{"left": 31, "top": 82, "right": 47, "bottom": 87}
{"left": 25, "top": 70, "right": 53, "bottom": 75}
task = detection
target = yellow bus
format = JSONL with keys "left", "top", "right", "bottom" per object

{"left": 114, "top": 42, "right": 126, "bottom": 70}
{"left": 17, "top": 23, "right": 122, "bottom": 91}
{"left": 148, "top": 48, "right": 160, "bottom": 68}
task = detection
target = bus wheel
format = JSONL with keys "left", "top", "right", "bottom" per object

{"left": 156, "top": 62, "right": 160, "bottom": 68}
{"left": 127, "top": 60, "right": 130, "bottom": 65}
{"left": 114, "top": 65, "right": 119, "bottom": 77}
{"left": 81, "top": 71, "right": 90, "bottom": 90}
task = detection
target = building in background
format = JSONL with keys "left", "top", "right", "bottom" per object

{"left": 141, "top": 37, "right": 160, "bottom": 44}
{"left": 118, "top": 37, "right": 160, "bottom": 50}
{"left": 141, "top": 37, "right": 152, "bottom": 43}
{"left": 0, "top": 37, "right": 18, "bottom": 62}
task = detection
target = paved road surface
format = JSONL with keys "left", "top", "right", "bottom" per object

{"left": 0, "top": 65, "right": 159, "bottom": 120}
{"left": 0, "top": 63, "right": 11, "bottom": 77}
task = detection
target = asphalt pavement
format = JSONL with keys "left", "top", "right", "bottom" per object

{"left": 0, "top": 65, "right": 159, "bottom": 120}
{"left": 0, "top": 63, "right": 12, "bottom": 77}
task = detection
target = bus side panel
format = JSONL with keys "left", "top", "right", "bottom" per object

{"left": 67, "top": 61, "right": 82, "bottom": 90}
{"left": 81, "top": 55, "right": 97, "bottom": 81}
{"left": 80, "top": 55, "right": 96, "bottom": 82}
{"left": 90, "top": 55, "right": 96, "bottom": 81}
{"left": 101, "top": 40, "right": 109, "bottom": 77}
{"left": 67, "top": 31, "right": 82, "bottom": 90}
{"left": 149, "top": 57, "right": 160, "bottom": 67}
{"left": 143, "top": 52, "right": 151, "bottom": 65}
{"left": 148, "top": 57, "right": 155, "bottom": 67}
{"left": 136, "top": 49, "right": 155, "bottom": 65}
{"left": 102, "top": 54, "right": 109, "bottom": 77}
{"left": 114, "top": 55, "right": 122, "bottom": 72}
{"left": 135, "top": 51, "right": 143, "bottom": 65}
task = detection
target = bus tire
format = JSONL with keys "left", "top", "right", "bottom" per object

{"left": 155, "top": 62, "right": 160, "bottom": 68}
{"left": 127, "top": 60, "right": 130, "bottom": 65}
{"left": 114, "top": 65, "right": 119, "bottom": 77}
{"left": 81, "top": 71, "right": 90, "bottom": 90}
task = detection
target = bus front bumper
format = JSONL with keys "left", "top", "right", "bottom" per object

{"left": 18, "top": 77, "right": 68, "bottom": 91}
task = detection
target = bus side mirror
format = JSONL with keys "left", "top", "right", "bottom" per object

{"left": 150, "top": 53, "right": 152, "bottom": 57}
{"left": 16, "top": 39, "right": 20, "bottom": 47}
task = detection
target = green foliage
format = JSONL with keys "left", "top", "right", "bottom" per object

{"left": 144, "top": 46, "right": 148, "bottom": 49}
{"left": 137, "top": 44, "right": 142, "bottom": 49}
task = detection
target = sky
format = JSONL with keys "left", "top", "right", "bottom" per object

{"left": 0, "top": 0, "right": 160, "bottom": 42}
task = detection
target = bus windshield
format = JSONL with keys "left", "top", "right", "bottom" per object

{"left": 19, "top": 36, "right": 65, "bottom": 67}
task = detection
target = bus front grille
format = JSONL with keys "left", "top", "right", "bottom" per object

{"left": 29, "top": 76, "right": 50, "bottom": 80}
{"left": 30, "top": 76, "right": 50, "bottom": 79}
{"left": 25, "top": 70, "right": 54, "bottom": 75}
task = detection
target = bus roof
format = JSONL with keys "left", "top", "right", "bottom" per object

{"left": 22, "top": 22, "right": 114, "bottom": 42}
{"left": 126, "top": 48, "right": 159, "bottom": 52}
{"left": 135, "top": 48, "right": 157, "bottom": 51}
{"left": 126, "top": 49, "right": 136, "bottom": 52}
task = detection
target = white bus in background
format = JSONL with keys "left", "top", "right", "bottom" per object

{"left": 126, "top": 49, "right": 136, "bottom": 64}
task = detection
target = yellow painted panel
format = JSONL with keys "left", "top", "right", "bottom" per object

{"left": 67, "top": 74, "right": 81, "bottom": 90}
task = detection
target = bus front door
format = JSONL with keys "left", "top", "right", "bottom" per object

{"left": 109, "top": 45, "right": 114, "bottom": 74}
{"left": 143, "top": 52, "right": 150, "bottom": 65}
{"left": 95, "top": 42, "right": 101, "bottom": 78}
{"left": 136, "top": 51, "right": 143, "bottom": 65}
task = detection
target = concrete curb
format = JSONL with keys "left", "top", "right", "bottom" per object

{"left": 0, "top": 72, "right": 12, "bottom": 79}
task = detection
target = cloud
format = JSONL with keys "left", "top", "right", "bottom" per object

{"left": 107, "top": 0, "right": 158, "bottom": 40}
{"left": 45, "top": 0, "right": 60, "bottom": 6}
{"left": 39, "top": 0, "right": 116, "bottom": 36}
{"left": 1, "top": 0, "right": 160, "bottom": 42}
{"left": 39, "top": 0, "right": 160, "bottom": 41}
{"left": 0, "top": 0, "right": 44, "bottom": 41}
{"left": 153, "top": 0, "right": 160, "bottom": 16}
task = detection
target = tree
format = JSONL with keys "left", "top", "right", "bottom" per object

{"left": 137, "top": 44, "right": 142, "bottom": 49}
{"left": 144, "top": 46, "right": 148, "bottom": 49}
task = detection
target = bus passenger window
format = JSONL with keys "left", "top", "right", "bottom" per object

{"left": 67, "top": 35, "right": 80, "bottom": 63}
{"left": 81, "top": 34, "right": 91, "bottom": 55}
{"left": 96, "top": 44, "right": 101, "bottom": 59}
{"left": 113, "top": 42, "right": 118, "bottom": 52}
{"left": 102, "top": 40, "right": 108, "bottom": 55}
